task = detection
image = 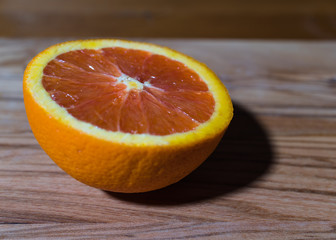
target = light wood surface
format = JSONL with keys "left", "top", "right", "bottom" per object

{"left": 0, "top": 38, "right": 336, "bottom": 239}
{"left": 1, "top": 0, "right": 336, "bottom": 39}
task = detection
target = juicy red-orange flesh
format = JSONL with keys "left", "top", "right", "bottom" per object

{"left": 42, "top": 48, "right": 215, "bottom": 135}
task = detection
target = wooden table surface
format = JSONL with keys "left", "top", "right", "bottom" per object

{"left": 0, "top": 38, "right": 335, "bottom": 239}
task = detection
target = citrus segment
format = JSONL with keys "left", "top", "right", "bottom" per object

{"left": 119, "top": 90, "right": 148, "bottom": 134}
{"left": 103, "top": 47, "right": 150, "bottom": 80}
{"left": 145, "top": 87, "right": 214, "bottom": 123}
{"left": 140, "top": 54, "right": 209, "bottom": 92}
{"left": 140, "top": 90, "right": 199, "bottom": 135}
{"left": 57, "top": 49, "right": 122, "bottom": 76}
{"left": 42, "top": 47, "right": 215, "bottom": 135}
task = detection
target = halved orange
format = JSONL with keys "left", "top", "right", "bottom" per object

{"left": 23, "top": 39, "right": 233, "bottom": 193}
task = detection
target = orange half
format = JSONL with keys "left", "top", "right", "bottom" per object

{"left": 23, "top": 39, "right": 233, "bottom": 193}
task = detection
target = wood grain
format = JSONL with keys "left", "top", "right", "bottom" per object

{"left": 0, "top": 38, "right": 336, "bottom": 239}
{"left": 1, "top": 0, "right": 336, "bottom": 39}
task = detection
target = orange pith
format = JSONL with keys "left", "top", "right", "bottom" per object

{"left": 23, "top": 39, "right": 233, "bottom": 193}
{"left": 42, "top": 47, "right": 215, "bottom": 135}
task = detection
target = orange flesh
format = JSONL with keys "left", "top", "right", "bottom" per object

{"left": 42, "top": 48, "right": 215, "bottom": 135}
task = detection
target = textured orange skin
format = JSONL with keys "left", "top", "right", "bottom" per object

{"left": 24, "top": 78, "right": 225, "bottom": 193}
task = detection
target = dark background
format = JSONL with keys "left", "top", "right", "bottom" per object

{"left": 1, "top": 0, "right": 336, "bottom": 39}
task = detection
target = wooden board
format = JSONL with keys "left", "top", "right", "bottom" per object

{"left": 0, "top": 38, "right": 335, "bottom": 239}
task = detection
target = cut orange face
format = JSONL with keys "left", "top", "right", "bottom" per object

{"left": 23, "top": 39, "right": 233, "bottom": 193}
